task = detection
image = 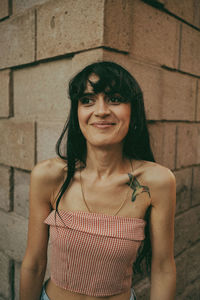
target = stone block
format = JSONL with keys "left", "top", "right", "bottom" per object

{"left": 37, "top": 0, "right": 104, "bottom": 60}
{"left": 161, "top": 71, "right": 196, "bottom": 121}
{"left": 0, "top": 69, "right": 11, "bottom": 118}
{"left": 179, "top": 278, "right": 200, "bottom": 300}
{"left": 0, "top": 0, "right": 9, "bottom": 20}
{"left": 165, "top": 0, "right": 195, "bottom": 25}
{"left": 13, "top": 0, "right": 48, "bottom": 14}
{"left": 14, "top": 169, "right": 30, "bottom": 218}
{"left": 104, "top": 0, "right": 132, "bottom": 52}
{"left": 176, "top": 124, "right": 200, "bottom": 168}
{"left": 179, "top": 24, "right": 200, "bottom": 76}
{"left": 0, "top": 120, "right": 35, "bottom": 170}
{"left": 130, "top": 0, "right": 179, "bottom": 68}
{"left": 174, "top": 206, "right": 200, "bottom": 255}
{"left": 175, "top": 252, "right": 187, "bottom": 295}
{"left": 197, "top": 80, "right": 200, "bottom": 121}
{"left": 185, "top": 242, "right": 200, "bottom": 285}
{"left": 148, "top": 123, "right": 176, "bottom": 170}
{"left": 37, "top": 121, "right": 64, "bottom": 162}
{"left": 0, "top": 251, "right": 12, "bottom": 299}
{"left": 37, "top": 0, "right": 132, "bottom": 60}
{"left": 0, "top": 9, "right": 35, "bottom": 69}
{"left": 14, "top": 58, "right": 72, "bottom": 121}
{"left": 0, "top": 211, "right": 28, "bottom": 262}
{"left": 134, "top": 277, "right": 150, "bottom": 300}
{"left": 14, "top": 261, "right": 21, "bottom": 300}
{"left": 0, "top": 165, "right": 12, "bottom": 211}
{"left": 192, "top": 166, "right": 200, "bottom": 206}
{"left": 174, "top": 168, "right": 192, "bottom": 214}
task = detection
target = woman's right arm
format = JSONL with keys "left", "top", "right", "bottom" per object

{"left": 20, "top": 159, "right": 59, "bottom": 300}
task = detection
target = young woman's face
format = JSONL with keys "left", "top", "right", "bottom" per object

{"left": 77, "top": 74, "right": 131, "bottom": 148}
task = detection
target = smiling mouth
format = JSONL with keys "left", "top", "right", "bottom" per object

{"left": 90, "top": 122, "right": 116, "bottom": 128}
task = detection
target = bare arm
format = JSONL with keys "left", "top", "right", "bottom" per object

{"left": 20, "top": 159, "right": 61, "bottom": 300}
{"left": 149, "top": 167, "right": 176, "bottom": 300}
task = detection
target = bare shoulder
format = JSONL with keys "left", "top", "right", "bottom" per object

{"left": 141, "top": 161, "right": 175, "bottom": 186}
{"left": 31, "top": 156, "right": 67, "bottom": 186}
{"left": 132, "top": 160, "right": 176, "bottom": 205}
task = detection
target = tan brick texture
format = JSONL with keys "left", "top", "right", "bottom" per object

{"left": 0, "top": 251, "right": 12, "bottom": 299}
{"left": 14, "top": 59, "right": 72, "bottom": 121}
{"left": 176, "top": 124, "right": 200, "bottom": 168}
{"left": 179, "top": 24, "right": 200, "bottom": 76}
{"left": 14, "top": 169, "right": 30, "bottom": 218}
{"left": 130, "top": 0, "right": 179, "bottom": 68}
{"left": 0, "top": 69, "right": 11, "bottom": 118}
{"left": 174, "top": 168, "right": 192, "bottom": 214}
{"left": 0, "top": 165, "right": 12, "bottom": 211}
{"left": 0, "top": 120, "right": 35, "bottom": 170}
{"left": 0, "top": 211, "right": 28, "bottom": 262}
{"left": 0, "top": 0, "right": 9, "bottom": 20}
{"left": 0, "top": 9, "right": 35, "bottom": 69}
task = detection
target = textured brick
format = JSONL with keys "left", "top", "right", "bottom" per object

{"left": 37, "top": 0, "right": 104, "bottom": 60}
{"left": 37, "top": 0, "right": 132, "bottom": 60}
{"left": 176, "top": 124, "right": 200, "bottom": 168}
{"left": 185, "top": 242, "right": 200, "bottom": 285}
{"left": 72, "top": 49, "right": 104, "bottom": 77}
{"left": 0, "top": 165, "right": 12, "bottom": 211}
{"left": 130, "top": 0, "right": 179, "bottom": 68}
{"left": 161, "top": 71, "right": 196, "bottom": 121}
{"left": 0, "top": 9, "right": 35, "bottom": 69}
{"left": 179, "top": 24, "right": 200, "bottom": 76}
{"left": 0, "top": 211, "right": 28, "bottom": 261}
{"left": 148, "top": 123, "right": 176, "bottom": 170}
{"left": 165, "top": 0, "right": 195, "bottom": 25}
{"left": 13, "top": 0, "right": 48, "bottom": 14}
{"left": 104, "top": 0, "right": 132, "bottom": 52}
{"left": 174, "top": 206, "right": 200, "bottom": 255}
{"left": 197, "top": 80, "right": 200, "bottom": 121}
{"left": 0, "top": 0, "right": 9, "bottom": 20}
{"left": 174, "top": 168, "right": 192, "bottom": 214}
{"left": 179, "top": 278, "right": 200, "bottom": 300}
{"left": 14, "top": 59, "right": 72, "bottom": 121}
{"left": 175, "top": 253, "right": 187, "bottom": 295}
{"left": 134, "top": 277, "right": 150, "bottom": 300}
{"left": 0, "top": 251, "right": 12, "bottom": 299}
{"left": 192, "top": 166, "right": 200, "bottom": 206}
{"left": 14, "top": 169, "right": 30, "bottom": 218}
{"left": 37, "top": 121, "right": 64, "bottom": 162}
{"left": 0, "top": 120, "right": 35, "bottom": 170}
{"left": 14, "top": 261, "right": 21, "bottom": 300}
{"left": 0, "top": 69, "right": 11, "bottom": 118}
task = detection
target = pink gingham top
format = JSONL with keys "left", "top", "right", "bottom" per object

{"left": 44, "top": 209, "right": 146, "bottom": 297}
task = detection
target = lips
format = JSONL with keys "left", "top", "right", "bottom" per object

{"left": 90, "top": 122, "right": 116, "bottom": 128}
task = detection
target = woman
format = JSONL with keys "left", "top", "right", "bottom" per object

{"left": 20, "top": 61, "right": 176, "bottom": 300}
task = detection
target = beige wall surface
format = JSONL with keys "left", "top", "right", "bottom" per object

{"left": 0, "top": 0, "right": 200, "bottom": 299}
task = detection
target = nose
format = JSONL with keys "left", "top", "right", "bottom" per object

{"left": 94, "top": 96, "right": 110, "bottom": 117}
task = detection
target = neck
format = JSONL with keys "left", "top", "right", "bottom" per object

{"left": 85, "top": 143, "right": 130, "bottom": 179}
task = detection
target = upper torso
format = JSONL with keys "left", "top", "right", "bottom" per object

{"left": 43, "top": 157, "right": 159, "bottom": 300}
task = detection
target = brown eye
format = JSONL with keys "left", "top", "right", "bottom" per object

{"left": 79, "top": 97, "right": 94, "bottom": 105}
{"left": 108, "top": 95, "right": 127, "bottom": 104}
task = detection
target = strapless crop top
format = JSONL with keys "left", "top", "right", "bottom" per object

{"left": 44, "top": 209, "right": 146, "bottom": 297}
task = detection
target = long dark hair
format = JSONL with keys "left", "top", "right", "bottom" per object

{"left": 55, "top": 61, "right": 155, "bottom": 276}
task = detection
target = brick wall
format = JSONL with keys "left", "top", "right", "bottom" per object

{"left": 0, "top": 0, "right": 199, "bottom": 299}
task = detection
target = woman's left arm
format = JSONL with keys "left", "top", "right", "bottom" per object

{"left": 148, "top": 166, "right": 176, "bottom": 300}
